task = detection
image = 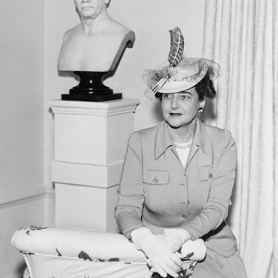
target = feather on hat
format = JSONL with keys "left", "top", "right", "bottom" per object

{"left": 142, "top": 27, "right": 220, "bottom": 99}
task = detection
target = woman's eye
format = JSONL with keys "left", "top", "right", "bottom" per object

{"left": 163, "top": 94, "right": 171, "bottom": 99}
{"left": 180, "top": 95, "right": 190, "bottom": 100}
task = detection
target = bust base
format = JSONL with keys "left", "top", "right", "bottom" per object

{"left": 62, "top": 92, "right": 122, "bottom": 102}
{"left": 62, "top": 71, "right": 122, "bottom": 102}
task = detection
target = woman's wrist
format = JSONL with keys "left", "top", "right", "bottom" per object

{"left": 164, "top": 228, "right": 191, "bottom": 252}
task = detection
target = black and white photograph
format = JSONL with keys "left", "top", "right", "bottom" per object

{"left": 1, "top": 1, "right": 277, "bottom": 277}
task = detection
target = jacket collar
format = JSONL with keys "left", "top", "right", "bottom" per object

{"left": 154, "top": 120, "right": 213, "bottom": 160}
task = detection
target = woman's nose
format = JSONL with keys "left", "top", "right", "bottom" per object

{"left": 171, "top": 96, "right": 179, "bottom": 109}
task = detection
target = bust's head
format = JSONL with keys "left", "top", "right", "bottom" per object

{"left": 58, "top": 0, "right": 135, "bottom": 72}
{"left": 74, "top": 0, "right": 110, "bottom": 20}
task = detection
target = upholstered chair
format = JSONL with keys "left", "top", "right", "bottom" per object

{"left": 11, "top": 226, "right": 206, "bottom": 278}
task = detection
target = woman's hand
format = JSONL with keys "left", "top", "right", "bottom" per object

{"left": 131, "top": 228, "right": 182, "bottom": 277}
{"left": 164, "top": 228, "right": 191, "bottom": 253}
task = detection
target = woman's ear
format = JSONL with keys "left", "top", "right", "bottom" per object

{"left": 198, "top": 100, "right": 206, "bottom": 112}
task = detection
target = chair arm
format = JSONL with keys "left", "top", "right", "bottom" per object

{"left": 11, "top": 226, "right": 147, "bottom": 264}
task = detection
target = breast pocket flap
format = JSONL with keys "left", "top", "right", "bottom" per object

{"left": 199, "top": 165, "right": 226, "bottom": 181}
{"left": 143, "top": 170, "right": 170, "bottom": 185}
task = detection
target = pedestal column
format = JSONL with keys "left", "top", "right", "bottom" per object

{"left": 50, "top": 99, "right": 139, "bottom": 232}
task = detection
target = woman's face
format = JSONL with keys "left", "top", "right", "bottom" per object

{"left": 74, "top": 0, "right": 108, "bottom": 20}
{"left": 161, "top": 87, "right": 204, "bottom": 129}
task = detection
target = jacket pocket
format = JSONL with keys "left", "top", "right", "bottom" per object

{"left": 198, "top": 165, "right": 211, "bottom": 181}
{"left": 143, "top": 170, "right": 170, "bottom": 185}
{"left": 210, "top": 167, "right": 226, "bottom": 179}
{"left": 198, "top": 165, "right": 225, "bottom": 181}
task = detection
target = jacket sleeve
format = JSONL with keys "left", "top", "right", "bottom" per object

{"left": 181, "top": 129, "right": 237, "bottom": 240}
{"left": 115, "top": 132, "right": 145, "bottom": 239}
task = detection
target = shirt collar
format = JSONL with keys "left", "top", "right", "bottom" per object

{"left": 154, "top": 120, "right": 213, "bottom": 160}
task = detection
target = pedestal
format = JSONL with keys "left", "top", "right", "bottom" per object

{"left": 50, "top": 98, "right": 139, "bottom": 232}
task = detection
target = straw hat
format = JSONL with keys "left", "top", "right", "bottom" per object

{"left": 142, "top": 27, "right": 220, "bottom": 99}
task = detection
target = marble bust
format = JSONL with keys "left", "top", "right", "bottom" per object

{"left": 58, "top": 0, "right": 135, "bottom": 72}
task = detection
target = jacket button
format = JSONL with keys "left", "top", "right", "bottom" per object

{"left": 182, "top": 215, "right": 187, "bottom": 219}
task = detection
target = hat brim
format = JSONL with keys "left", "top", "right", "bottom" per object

{"left": 157, "top": 76, "right": 204, "bottom": 94}
{"left": 143, "top": 58, "right": 220, "bottom": 99}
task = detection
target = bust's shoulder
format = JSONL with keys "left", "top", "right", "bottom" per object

{"left": 108, "top": 18, "right": 131, "bottom": 33}
{"left": 62, "top": 24, "right": 82, "bottom": 41}
{"left": 107, "top": 18, "right": 135, "bottom": 41}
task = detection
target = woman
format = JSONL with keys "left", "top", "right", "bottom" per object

{"left": 115, "top": 28, "right": 247, "bottom": 278}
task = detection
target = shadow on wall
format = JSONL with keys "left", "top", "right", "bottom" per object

{"left": 16, "top": 261, "right": 26, "bottom": 278}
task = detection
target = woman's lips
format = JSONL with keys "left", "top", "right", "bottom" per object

{"left": 170, "top": 113, "right": 182, "bottom": 116}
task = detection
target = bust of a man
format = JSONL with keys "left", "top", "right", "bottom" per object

{"left": 58, "top": 0, "right": 135, "bottom": 72}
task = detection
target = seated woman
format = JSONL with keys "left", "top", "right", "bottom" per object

{"left": 115, "top": 28, "right": 247, "bottom": 278}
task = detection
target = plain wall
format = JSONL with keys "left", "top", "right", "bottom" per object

{"left": 0, "top": 1, "right": 52, "bottom": 277}
{"left": 0, "top": 1, "right": 44, "bottom": 200}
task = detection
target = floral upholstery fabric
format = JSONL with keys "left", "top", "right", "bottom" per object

{"left": 12, "top": 226, "right": 204, "bottom": 278}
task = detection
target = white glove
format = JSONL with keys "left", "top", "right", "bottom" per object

{"left": 164, "top": 228, "right": 191, "bottom": 253}
{"left": 180, "top": 239, "right": 206, "bottom": 261}
{"left": 131, "top": 227, "right": 182, "bottom": 278}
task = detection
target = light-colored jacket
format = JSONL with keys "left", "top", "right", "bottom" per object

{"left": 115, "top": 120, "right": 238, "bottom": 257}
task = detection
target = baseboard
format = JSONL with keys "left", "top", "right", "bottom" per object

{"left": 0, "top": 186, "right": 54, "bottom": 207}
{"left": 1, "top": 187, "right": 55, "bottom": 278}
{"left": 0, "top": 270, "right": 24, "bottom": 278}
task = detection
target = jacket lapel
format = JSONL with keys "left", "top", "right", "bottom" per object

{"left": 185, "top": 121, "right": 213, "bottom": 170}
{"left": 154, "top": 120, "right": 213, "bottom": 166}
{"left": 154, "top": 121, "right": 173, "bottom": 160}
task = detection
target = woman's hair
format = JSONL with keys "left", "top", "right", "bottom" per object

{"left": 194, "top": 72, "right": 216, "bottom": 101}
{"left": 155, "top": 72, "right": 216, "bottom": 101}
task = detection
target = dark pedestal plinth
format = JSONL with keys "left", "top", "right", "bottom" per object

{"left": 62, "top": 71, "right": 122, "bottom": 102}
